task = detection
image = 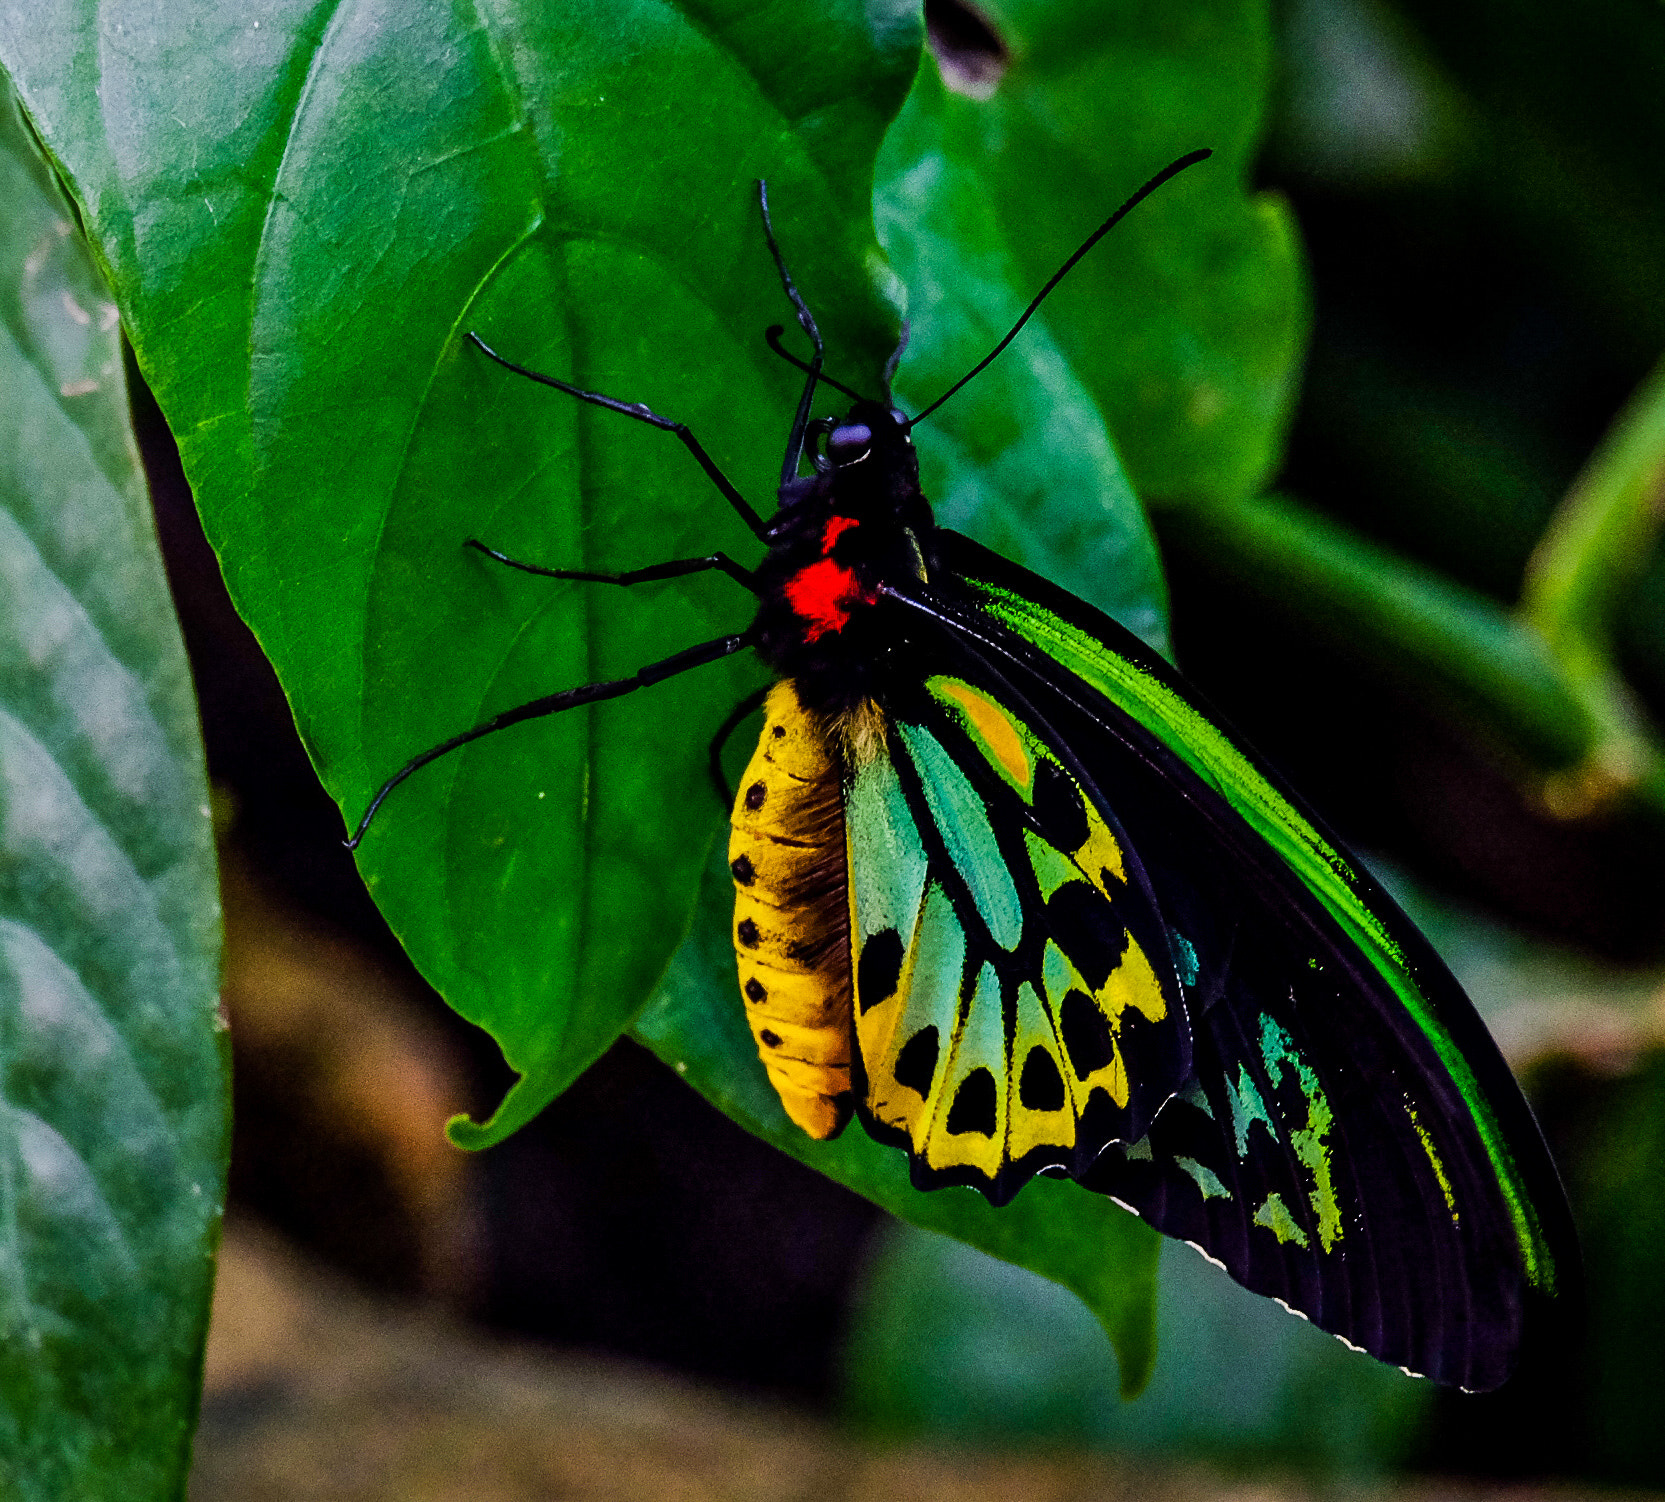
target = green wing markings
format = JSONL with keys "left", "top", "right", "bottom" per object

{"left": 1024, "top": 829, "right": 1078, "bottom": 901}
{"left": 1176, "top": 1155, "right": 1231, "bottom": 1200}
{"left": 1254, "top": 1192, "right": 1310, "bottom": 1248}
{"left": 847, "top": 749, "right": 931, "bottom": 952}
{"left": 1226, "top": 1066, "right": 1277, "bottom": 1158}
{"left": 948, "top": 961, "right": 1006, "bottom": 1109}
{"left": 1406, "top": 1095, "right": 1460, "bottom": 1225}
{"left": 976, "top": 587, "right": 1364, "bottom": 905}
{"left": 972, "top": 581, "right": 1554, "bottom": 1291}
{"left": 1179, "top": 1077, "right": 1213, "bottom": 1118}
{"left": 895, "top": 721, "right": 1023, "bottom": 951}
{"left": 1171, "top": 931, "right": 1200, "bottom": 987}
{"left": 1260, "top": 1015, "right": 1342, "bottom": 1253}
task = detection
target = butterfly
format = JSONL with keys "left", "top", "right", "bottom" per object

{"left": 348, "top": 152, "right": 1576, "bottom": 1392}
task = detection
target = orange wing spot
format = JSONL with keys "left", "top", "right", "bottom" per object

{"left": 937, "top": 679, "right": 1031, "bottom": 792}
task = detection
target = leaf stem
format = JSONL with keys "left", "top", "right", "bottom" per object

{"left": 1518, "top": 352, "right": 1665, "bottom": 814}
{"left": 1156, "top": 494, "right": 1597, "bottom": 782}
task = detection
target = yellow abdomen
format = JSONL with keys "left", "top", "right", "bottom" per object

{"left": 727, "top": 680, "right": 852, "bottom": 1139}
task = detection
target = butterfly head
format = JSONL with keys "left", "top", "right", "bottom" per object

{"left": 807, "top": 401, "right": 913, "bottom": 475}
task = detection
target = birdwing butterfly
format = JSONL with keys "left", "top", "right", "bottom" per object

{"left": 349, "top": 152, "right": 1576, "bottom": 1391}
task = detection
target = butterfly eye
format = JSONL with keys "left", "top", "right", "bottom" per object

{"left": 827, "top": 423, "right": 873, "bottom": 465}
{"left": 803, "top": 416, "right": 838, "bottom": 472}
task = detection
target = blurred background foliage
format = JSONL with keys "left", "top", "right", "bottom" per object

{"left": 79, "top": 0, "right": 1665, "bottom": 1488}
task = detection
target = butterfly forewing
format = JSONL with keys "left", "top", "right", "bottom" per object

{"left": 876, "top": 530, "right": 1575, "bottom": 1389}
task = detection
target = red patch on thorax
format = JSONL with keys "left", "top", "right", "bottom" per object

{"left": 784, "top": 515, "right": 873, "bottom": 642}
{"left": 821, "top": 514, "right": 861, "bottom": 551}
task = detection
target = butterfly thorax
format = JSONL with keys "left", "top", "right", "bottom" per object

{"left": 752, "top": 402, "right": 934, "bottom": 721}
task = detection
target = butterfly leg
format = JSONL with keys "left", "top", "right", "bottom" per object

{"left": 756, "top": 182, "right": 826, "bottom": 490}
{"left": 346, "top": 630, "right": 754, "bottom": 849}
{"left": 464, "top": 539, "right": 757, "bottom": 593}
{"left": 467, "top": 332, "right": 768, "bottom": 539}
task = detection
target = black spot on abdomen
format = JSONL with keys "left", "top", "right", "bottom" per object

{"left": 1019, "top": 1046, "right": 1065, "bottom": 1112}
{"left": 1060, "top": 989, "right": 1115, "bottom": 1078}
{"left": 744, "top": 780, "right": 767, "bottom": 810}
{"left": 745, "top": 978, "right": 767, "bottom": 1004}
{"left": 894, "top": 1026, "right": 939, "bottom": 1095}
{"left": 1046, "top": 881, "right": 1127, "bottom": 991}
{"left": 730, "top": 854, "right": 756, "bottom": 885}
{"left": 857, "top": 928, "right": 905, "bottom": 1014}
{"left": 760, "top": 1029, "right": 782, "bottom": 1048}
{"left": 946, "top": 1068, "right": 997, "bottom": 1136}
{"left": 736, "top": 918, "right": 760, "bottom": 947}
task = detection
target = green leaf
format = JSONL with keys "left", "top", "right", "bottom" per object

{"left": 924, "top": 0, "right": 1308, "bottom": 504}
{"left": 4, "top": 0, "right": 1287, "bottom": 1391}
{"left": 877, "top": 59, "right": 1170, "bottom": 650}
{"left": 635, "top": 851, "right": 1162, "bottom": 1396}
{"left": 0, "top": 80, "right": 226, "bottom": 1501}
{"left": 840, "top": 1225, "right": 1429, "bottom": 1468}
{"left": 0, "top": 1, "right": 919, "bottom": 1144}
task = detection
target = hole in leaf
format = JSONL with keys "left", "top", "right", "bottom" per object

{"left": 926, "top": 0, "right": 1008, "bottom": 98}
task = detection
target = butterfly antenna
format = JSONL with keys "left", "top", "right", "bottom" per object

{"left": 883, "top": 319, "right": 911, "bottom": 392}
{"left": 758, "top": 182, "right": 827, "bottom": 486}
{"left": 903, "top": 148, "right": 1213, "bottom": 430}
{"left": 764, "top": 325, "right": 865, "bottom": 404}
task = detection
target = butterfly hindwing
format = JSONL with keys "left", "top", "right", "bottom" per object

{"left": 869, "top": 530, "right": 1575, "bottom": 1389}
{"left": 846, "top": 670, "right": 1192, "bottom": 1205}
{"left": 1093, "top": 924, "right": 1514, "bottom": 1384}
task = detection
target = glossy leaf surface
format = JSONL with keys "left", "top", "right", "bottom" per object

{"left": 0, "top": 82, "right": 225, "bottom": 1501}
{"left": 927, "top": 0, "right": 1308, "bottom": 504}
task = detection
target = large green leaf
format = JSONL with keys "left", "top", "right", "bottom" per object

{"left": 928, "top": 0, "right": 1308, "bottom": 504}
{"left": 0, "top": 0, "right": 919, "bottom": 1145}
{"left": 2, "top": 0, "right": 1282, "bottom": 1395}
{"left": 0, "top": 81, "right": 225, "bottom": 1501}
